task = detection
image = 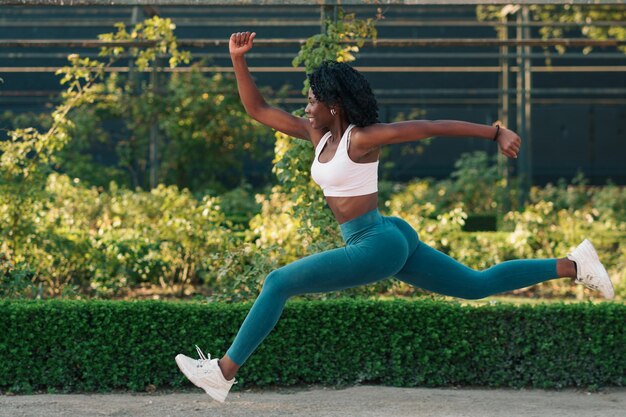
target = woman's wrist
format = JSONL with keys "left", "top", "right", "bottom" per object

{"left": 230, "top": 53, "right": 246, "bottom": 62}
{"left": 492, "top": 125, "right": 500, "bottom": 142}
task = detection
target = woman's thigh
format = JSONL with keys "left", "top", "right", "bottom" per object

{"left": 394, "top": 242, "right": 481, "bottom": 297}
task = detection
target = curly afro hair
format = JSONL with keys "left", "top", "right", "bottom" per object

{"left": 308, "top": 61, "right": 379, "bottom": 127}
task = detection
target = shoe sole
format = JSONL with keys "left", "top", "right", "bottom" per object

{"left": 175, "top": 355, "right": 228, "bottom": 402}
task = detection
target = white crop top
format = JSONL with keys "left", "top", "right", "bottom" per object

{"left": 310, "top": 124, "right": 379, "bottom": 197}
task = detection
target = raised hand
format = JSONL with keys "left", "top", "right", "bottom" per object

{"left": 229, "top": 32, "right": 256, "bottom": 57}
{"left": 496, "top": 127, "right": 521, "bottom": 159}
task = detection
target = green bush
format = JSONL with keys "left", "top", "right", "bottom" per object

{"left": 385, "top": 177, "right": 626, "bottom": 299}
{"left": 449, "top": 151, "right": 501, "bottom": 214}
{"left": 217, "top": 182, "right": 263, "bottom": 230}
{"left": 0, "top": 299, "right": 624, "bottom": 393}
{"left": 531, "top": 176, "right": 626, "bottom": 229}
{"left": 0, "top": 173, "right": 238, "bottom": 298}
{"left": 0, "top": 261, "right": 39, "bottom": 299}
{"left": 2, "top": 170, "right": 624, "bottom": 300}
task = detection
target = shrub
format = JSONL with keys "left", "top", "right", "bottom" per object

{"left": 0, "top": 261, "right": 38, "bottom": 299}
{"left": 0, "top": 299, "right": 623, "bottom": 393}
{"left": 0, "top": 173, "right": 236, "bottom": 298}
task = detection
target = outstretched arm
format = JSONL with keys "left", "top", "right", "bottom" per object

{"left": 353, "top": 120, "right": 521, "bottom": 159}
{"left": 230, "top": 32, "right": 312, "bottom": 141}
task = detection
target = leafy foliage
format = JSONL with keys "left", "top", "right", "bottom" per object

{"left": 1, "top": 173, "right": 231, "bottom": 298}
{"left": 0, "top": 17, "right": 271, "bottom": 192}
{"left": 384, "top": 151, "right": 509, "bottom": 217}
{"left": 1, "top": 299, "right": 624, "bottom": 393}
{"left": 293, "top": 9, "right": 378, "bottom": 94}
{"left": 98, "top": 20, "right": 191, "bottom": 69}
{"left": 477, "top": 4, "right": 626, "bottom": 54}
{"left": 0, "top": 18, "right": 178, "bottom": 264}
{"left": 1, "top": 13, "right": 624, "bottom": 303}
{"left": 156, "top": 68, "right": 272, "bottom": 192}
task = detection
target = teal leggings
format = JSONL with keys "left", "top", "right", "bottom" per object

{"left": 226, "top": 209, "right": 557, "bottom": 365}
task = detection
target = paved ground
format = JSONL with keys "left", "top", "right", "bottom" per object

{"left": 1, "top": 386, "right": 625, "bottom": 417}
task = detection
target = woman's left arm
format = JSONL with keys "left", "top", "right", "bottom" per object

{"left": 355, "top": 120, "right": 521, "bottom": 159}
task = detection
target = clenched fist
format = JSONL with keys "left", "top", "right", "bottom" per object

{"left": 229, "top": 32, "right": 256, "bottom": 57}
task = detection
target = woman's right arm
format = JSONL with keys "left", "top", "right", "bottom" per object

{"left": 230, "top": 32, "right": 312, "bottom": 141}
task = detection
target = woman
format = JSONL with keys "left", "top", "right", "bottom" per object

{"left": 175, "top": 32, "right": 614, "bottom": 402}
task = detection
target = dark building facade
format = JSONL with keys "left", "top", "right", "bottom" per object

{"left": 1, "top": 3, "right": 625, "bottom": 184}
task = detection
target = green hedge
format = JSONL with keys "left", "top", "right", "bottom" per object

{"left": 1, "top": 299, "right": 624, "bottom": 393}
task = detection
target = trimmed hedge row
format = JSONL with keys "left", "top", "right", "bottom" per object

{"left": 1, "top": 299, "right": 624, "bottom": 393}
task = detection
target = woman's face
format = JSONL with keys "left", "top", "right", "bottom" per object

{"left": 305, "top": 89, "right": 333, "bottom": 130}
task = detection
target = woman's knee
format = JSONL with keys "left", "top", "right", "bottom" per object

{"left": 261, "top": 269, "right": 286, "bottom": 294}
{"left": 458, "top": 271, "right": 493, "bottom": 299}
{"left": 261, "top": 268, "right": 297, "bottom": 299}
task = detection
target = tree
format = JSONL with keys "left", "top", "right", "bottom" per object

{"left": 1, "top": 17, "right": 272, "bottom": 193}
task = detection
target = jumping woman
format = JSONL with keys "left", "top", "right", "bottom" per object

{"left": 175, "top": 32, "right": 615, "bottom": 402}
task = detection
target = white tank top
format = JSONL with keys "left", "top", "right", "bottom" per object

{"left": 310, "top": 124, "right": 378, "bottom": 197}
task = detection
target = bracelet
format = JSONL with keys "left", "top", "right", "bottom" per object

{"left": 492, "top": 125, "right": 500, "bottom": 142}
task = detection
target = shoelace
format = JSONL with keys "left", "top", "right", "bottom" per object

{"left": 195, "top": 345, "right": 212, "bottom": 370}
{"left": 196, "top": 345, "right": 210, "bottom": 361}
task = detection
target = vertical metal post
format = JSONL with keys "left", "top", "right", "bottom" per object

{"left": 129, "top": 7, "right": 143, "bottom": 91}
{"left": 321, "top": 3, "right": 338, "bottom": 34}
{"left": 128, "top": 6, "right": 144, "bottom": 188}
{"left": 135, "top": 6, "right": 161, "bottom": 190}
{"left": 498, "top": 11, "right": 511, "bottom": 215}
{"left": 516, "top": 5, "right": 532, "bottom": 206}
{"left": 149, "top": 61, "right": 159, "bottom": 190}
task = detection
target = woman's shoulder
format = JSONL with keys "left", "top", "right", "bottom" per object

{"left": 350, "top": 122, "right": 389, "bottom": 141}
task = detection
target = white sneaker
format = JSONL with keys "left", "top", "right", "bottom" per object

{"left": 175, "top": 346, "right": 236, "bottom": 402}
{"left": 567, "top": 239, "right": 615, "bottom": 299}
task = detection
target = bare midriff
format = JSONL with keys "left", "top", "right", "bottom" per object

{"left": 325, "top": 192, "right": 379, "bottom": 224}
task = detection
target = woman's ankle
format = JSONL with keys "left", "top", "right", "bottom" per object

{"left": 218, "top": 356, "right": 239, "bottom": 381}
{"left": 556, "top": 257, "right": 577, "bottom": 280}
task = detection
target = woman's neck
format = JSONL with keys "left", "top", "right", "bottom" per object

{"left": 328, "top": 119, "right": 350, "bottom": 143}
